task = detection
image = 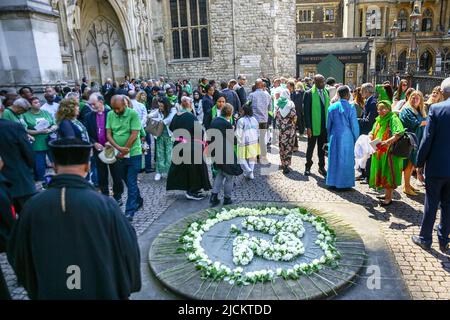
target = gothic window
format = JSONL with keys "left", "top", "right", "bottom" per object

{"left": 421, "top": 8, "right": 433, "bottom": 32}
{"left": 170, "top": 0, "right": 209, "bottom": 60}
{"left": 324, "top": 9, "right": 335, "bottom": 22}
{"left": 298, "top": 9, "right": 313, "bottom": 23}
{"left": 366, "top": 6, "right": 381, "bottom": 37}
{"left": 376, "top": 51, "right": 387, "bottom": 72}
{"left": 419, "top": 50, "right": 433, "bottom": 72}
{"left": 443, "top": 48, "right": 450, "bottom": 74}
{"left": 398, "top": 51, "right": 407, "bottom": 71}
{"left": 398, "top": 9, "right": 408, "bottom": 32}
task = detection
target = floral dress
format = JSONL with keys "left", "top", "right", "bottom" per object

{"left": 275, "top": 104, "right": 297, "bottom": 167}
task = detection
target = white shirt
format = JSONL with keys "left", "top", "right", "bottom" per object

{"left": 41, "top": 102, "right": 59, "bottom": 120}
{"left": 131, "top": 99, "right": 148, "bottom": 128}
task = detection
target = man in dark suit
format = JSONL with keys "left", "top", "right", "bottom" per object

{"left": 412, "top": 78, "right": 450, "bottom": 254}
{"left": 357, "top": 83, "right": 378, "bottom": 183}
{"left": 0, "top": 157, "right": 15, "bottom": 300}
{"left": 235, "top": 75, "right": 248, "bottom": 106}
{"left": 0, "top": 119, "right": 36, "bottom": 213}
{"left": 101, "top": 78, "right": 113, "bottom": 96}
{"left": 303, "top": 74, "right": 329, "bottom": 177}
{"left": 85, "top": 94, "right": 124, "bottom": 205}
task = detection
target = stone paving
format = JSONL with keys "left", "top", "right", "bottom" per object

{"left": 2, "top": 136, "right": 449, "bottom": 300}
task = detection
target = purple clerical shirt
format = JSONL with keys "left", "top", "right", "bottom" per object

{"left": 96, "top": 112, "right": 107, "bottom": 146}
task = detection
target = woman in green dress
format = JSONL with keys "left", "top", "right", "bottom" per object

{"left": 369, "top": 100, "right": 405, "bottom": 206}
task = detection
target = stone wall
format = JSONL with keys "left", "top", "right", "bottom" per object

{"left": 162, "top": 0, "right": 297, "bottom": 85}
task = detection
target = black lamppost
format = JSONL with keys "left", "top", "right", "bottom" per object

{"left": 388, "top": 20, "right": 399, "bottom": 76}
{"left": 406, "top": 5, "right": 421, "bottom": 79}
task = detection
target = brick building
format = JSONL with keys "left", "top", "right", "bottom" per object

{"left": 296, "top": 0, "right": 344, "bottom": 40}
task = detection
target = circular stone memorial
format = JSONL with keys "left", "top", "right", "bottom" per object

{"left": 149, "top": 203, "right": 366, "bottom": 300}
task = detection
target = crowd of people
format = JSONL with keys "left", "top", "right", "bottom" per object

{"left": 0, "top": 72, "right": 449, "bottom": 299}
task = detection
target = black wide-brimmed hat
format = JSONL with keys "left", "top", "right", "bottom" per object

{"left": 49, "top": 138, "right": 92, "bottom": 166}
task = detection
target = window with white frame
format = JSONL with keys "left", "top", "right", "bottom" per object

{"left": 298, "top": 9, "right": 313, "bottom": 23}
{"left": 324, "top": 8, "right": 335, "bottom": 22}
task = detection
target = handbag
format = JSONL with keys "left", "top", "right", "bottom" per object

{"left": 387, "top": 119, "right": 418, "bottom": 159}
{"left": 146, "top": 118, "right": 164, "bottom": 137}
{"left": 390, "top": 132, "right": 417, "bottom": 159}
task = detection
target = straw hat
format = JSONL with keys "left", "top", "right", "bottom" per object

{"left": 98, "top": 144, "right": 119, "bottom": 164}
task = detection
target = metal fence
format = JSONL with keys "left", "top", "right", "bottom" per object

{"left": 374, "top": 72, "right": 446, "bottom": 95}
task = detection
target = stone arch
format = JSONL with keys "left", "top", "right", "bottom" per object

{"left": 83, "top": 16, "right": 128, "bottom": 83}
{"left": 73, "top": 0, "right": 134, "bottom": 81}
{"left": 421, "top": 7, "right": 434, "bottom": 32}
{"left": 376, "top": 50, "right": 387, "bottom": 72}
{"left": 419, "top": 47, "right": 435, "bottom": 72}
{"left": 397, "top": 50, "right": 407, "bottom": 72}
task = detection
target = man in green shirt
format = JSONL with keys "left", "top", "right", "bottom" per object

{"left": 106, "top": 95, "right": 143, "bottom": 221}
{"left": 2, "top": 98, "right": 30, "bottom": 129}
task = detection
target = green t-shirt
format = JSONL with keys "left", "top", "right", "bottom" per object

{"left": 23, "top": 110, "right": 55, "bottom": 151}
{"left": 2, "top": 108, "right": 27, "bottom": 129}
{"left": 106, "top": 107, "right": 142, "bottom": 157}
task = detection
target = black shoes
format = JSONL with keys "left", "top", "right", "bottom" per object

{"left": 223, "top": 197, "right": 233, "bottom": 205}
{"left": 282, "top": 166, "right": 291, "bottom": 174}
{"left": 137, "top": 197, "right": 144, "bottom": 210}
{"left": 304, "top": 168, "right": 311, "bottom": 176}
{"left": 145, "top": 168, "right": 155, "bottom": 173}
{"left": 439, "top": 243, "right": 450, "bottom": 255}
{"left": 210, "top": 193, "right": 220, "bottom": 207}
{"left": 411, "top": 236, "right": 432, "bottom": 251}
{"left": 318, "top": 167, "right": 327, "bottom": 177}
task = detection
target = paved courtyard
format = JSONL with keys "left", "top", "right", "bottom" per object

{"left": 2, "top": 136, "right": 449, "bottom": 300}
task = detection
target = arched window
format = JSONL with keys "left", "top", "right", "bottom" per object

{"left": 170, "top": 0, "right": 209, "bottom": 60}
{"left": 443, "top": 48, "right": 450, "bottom": 74}
{"left": 398, "top": 51, "right": 407, "bottom": 71}
{"left": 376, "top": 51, "right": 387, "bottom": 72}
{"left": 422, "top": 8, "right": 433, "bottom": 32}
{"left": 419, "top": 50, "right": 433, "bottom": 72}
{"left": 398, "top": 9, "right": 408, "bottom": 32}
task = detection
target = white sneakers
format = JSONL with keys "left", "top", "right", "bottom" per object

{"left": 244, "top": 171, "right": 255, "bottom": 180}
{"left": 154, "top": 173, "right": 167, "bottom": 181}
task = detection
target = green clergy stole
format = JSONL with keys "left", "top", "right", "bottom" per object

{"left": 311, "top": 85, "right": 330, "bottom": 137}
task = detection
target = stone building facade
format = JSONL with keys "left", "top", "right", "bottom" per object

{"left": 296, "top": 0, "right": 343, "bottom": 39}
{"left": 0, "top": 0, "right": 297, "bottom": 91}
{"left": 344, "top": 0, "right": 450, "bottom": 77}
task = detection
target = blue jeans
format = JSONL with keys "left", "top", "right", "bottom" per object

{"left": 123, "top": 155, "right": 143, "bottom": 217}
{"left": 34, "top": 150, "right": 49, "bottom": 181}
{"left": 419, "top": 177, "right": 450, "bottom": 247}
{"left": 145, "top": 132, "right": 153, "bottom": 171}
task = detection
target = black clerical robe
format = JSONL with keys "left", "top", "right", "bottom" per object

{"left": 7, "top": 174, "right": 141, "bottom": 300}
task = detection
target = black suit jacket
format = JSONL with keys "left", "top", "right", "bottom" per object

{"left": 85, "top": 110, "right": 110, "bottom": 147}
{"left": 417, "top": 98, "right": 450, "bottom": 178}
{"left": 358, "top": 95, "right": 378, "bottom": 135}
{"left": 303, "top": 88, "right": 327, "bottom": 133}
{"left": 0, "top": 120, "right": 36, "bottom": 199}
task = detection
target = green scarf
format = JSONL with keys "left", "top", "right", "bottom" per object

{"left": 212, "top": 105, "right": 234, "bottom": 124}
{"left": 311, "top": 85, "right": 330, "bottom": 136}
{"left": 167, "top": 95, "right": 178, "bottom": 105}
{"left": 375, "top": 100, "right": 393, "bottom": 128}
{"left": 277, "top": 96, "right": 289, "bottom": 109}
